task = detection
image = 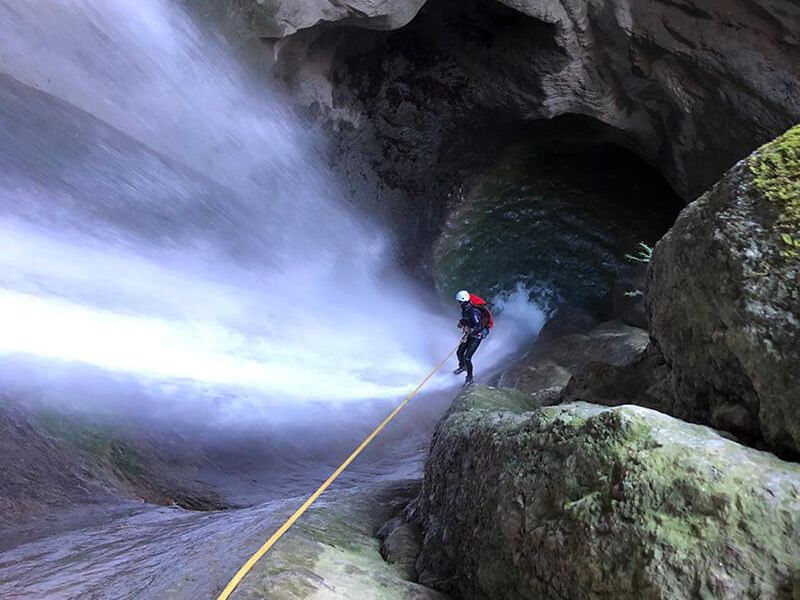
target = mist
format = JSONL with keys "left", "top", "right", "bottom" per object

{"left": 0, "top": 0, "right": 543, "bottom": 425}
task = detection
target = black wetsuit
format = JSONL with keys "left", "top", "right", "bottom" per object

{"left": 457, "top": 302, "right": 486, "bottom": 382}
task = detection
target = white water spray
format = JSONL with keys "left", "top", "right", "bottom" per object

{"left": 0, "top": 0, "right": 540, "bottom": 415}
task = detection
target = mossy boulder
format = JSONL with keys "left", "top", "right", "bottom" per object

{"left": 647, "top": 124, "right": 800, "bottom": 457}
{"left": 410, "top": 386, "right": 800, "bottom": 599}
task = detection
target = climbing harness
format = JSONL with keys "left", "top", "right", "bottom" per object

{"left": 216, "top": 343, "right": 460, "bottom": 600}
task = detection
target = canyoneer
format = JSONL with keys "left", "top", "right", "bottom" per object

{"left": 453, "top": 290, "right": 493, "bottom": 385}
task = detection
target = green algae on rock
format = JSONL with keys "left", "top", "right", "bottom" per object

{"left": 749, "top": 124, "right": 800, "bottom": 258}
{"left": 431, "top": 140, "right": 680, "bottom": 308}
{"left": 33, "top": 411, "right": 146, "bottom": 482}
{"left": 410, "top": 386, "right": 800, "bottom": 600}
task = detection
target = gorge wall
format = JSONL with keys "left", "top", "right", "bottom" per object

{"left": 224, "top": 0, "right": 800, "bottom": 260}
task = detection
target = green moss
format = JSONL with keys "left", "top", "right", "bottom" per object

{"left": 450, "top": 385, "right": 534, "bottom": 416}
{"left": 563, "top": 491, "right": 603, "bottom": 524}
{"left": 424, "top": 398, "right": 800, "bottom": 599}
{"left": 33, "top": 412, "right": 144, "bottom": 480}
{"left": 431, "top": 141, "right": 681, "bottom": 309}
{"left": 749, "top": 125, "right": 800, "bottom": 259}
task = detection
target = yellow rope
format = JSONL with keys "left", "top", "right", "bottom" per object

{"left": 216, "top": 344, "right": 460, "bottom": 600}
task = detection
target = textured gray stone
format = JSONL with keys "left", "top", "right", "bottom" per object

{"left": 410, "top": 386, "right": 800, "bottom": 600}
{"left": 232, "top": 0, "right": 426, "bottom": 38}
{"left": 500, "top": 318, "right": 649, "bottom": 398}
{"left": 378, "top": 515, "right": 423, "bottom": 581}
{"left": 233, "top": 482, "right": 447, "bottom": 600}
{"left": 236, "top": 0, "right": 800, "bottom": 206}
{"left": 646, "top": 125, "right": 800, "bottom": 457}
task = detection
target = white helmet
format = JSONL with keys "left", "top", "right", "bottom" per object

{"left": 455, "top": 290, "right": 470, "bottom": 303}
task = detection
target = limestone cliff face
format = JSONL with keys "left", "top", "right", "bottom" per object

{"left": 233, "top": 0, "right": 800, "bottom": 213}
{"left": 485, "top": 0, "right": 800, "bottom": 199}
{"left": 231, "top": 0, "right": 426, "bottom": 37}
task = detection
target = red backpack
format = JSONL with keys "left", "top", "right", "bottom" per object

{"left": 469, "top": 293, "right": 494, "bottom": 330}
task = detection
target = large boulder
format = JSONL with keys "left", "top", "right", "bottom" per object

{"left": 646, "top": 125, "right": 800, "bottom": 457}
{"left": 410, "top": 386, "right": 800, "bottom": 600}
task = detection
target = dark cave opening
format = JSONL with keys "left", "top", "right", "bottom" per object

{"left": 308, "top": 0, "right": 686, "bottom": 286}
{"left": 431, "top": 114, "right": 684, "bottom": 310}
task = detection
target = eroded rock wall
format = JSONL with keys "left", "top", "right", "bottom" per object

{"left": 231, "top": 0, "right": 800, "bottom": 244}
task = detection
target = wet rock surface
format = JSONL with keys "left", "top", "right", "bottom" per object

{"left": 0, "top": 402, "right": 116, "bottom": 529}
{"left": 500, "top": 313, "right": 649, "bottom": 399}
{"left": 231, "top": 481, "right": 446, "bottom": 600}
{"left": 410, "top": 386, "right": 800, "bottom": 600}
{"left": 0, "top": 400, "right": 225, "bottom": 531}
{"left": 378, "top": 515, "right": 424, "bottom": 581}
{"left": 0, "top": 479, "right": 444, "bottom": 600}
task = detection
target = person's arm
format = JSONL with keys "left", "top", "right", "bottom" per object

{"left": 468, "top": 307, "right": 484, "bottom": 336}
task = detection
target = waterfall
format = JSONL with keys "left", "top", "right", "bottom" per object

{"left": 0, "top": 0, "right": 456, "bottom": 413}
{"left": 0, "top": 1, "right": 537, "bottom": 420}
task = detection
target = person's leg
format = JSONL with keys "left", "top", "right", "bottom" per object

{"left": 456, "top": 341, "right": 467, "bottom": 366}
{"left": 463, "top": 337, "right": 482, "bottom": 382}
{"left": 454, "top": 340, "right": 468, "bottom": 374}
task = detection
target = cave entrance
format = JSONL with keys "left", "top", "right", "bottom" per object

{"left": 432, "top": 114, "right": 684, "bottom": 312}
{"left": 319, "top": 3, "right": 685, "bottom": 300}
